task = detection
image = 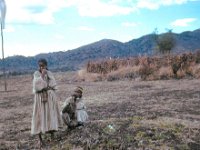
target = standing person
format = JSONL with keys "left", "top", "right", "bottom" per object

{"left": 62, "top": 86, "right": 88, "bottom": 129}
{"left": 31, "top": 58, "right": 63, "bottom": 147}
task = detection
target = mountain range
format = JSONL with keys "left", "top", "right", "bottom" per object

{"left": 0, "top": 28, "right": 200, "bottom": 74}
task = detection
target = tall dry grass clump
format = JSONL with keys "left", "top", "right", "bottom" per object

{"left": 158, "top": 66, "right": 173, "bottom": 80}
{"left": 74, "top": 69, "right": 103, "bottom": 82}
{"left": 106, "top": 66, "right": 141, "bottom": 81}
{"left": 83, "top": 51, "right": 200, "bottom": 81}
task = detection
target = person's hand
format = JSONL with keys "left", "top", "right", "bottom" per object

{"left": 42, "top": 68, "right": 47, "bottom": 74}
{"left": 72, "top": 94, "right": 77, "bottom": 99}
{"left": 41, "top": 69, "right": 47, "bottom": 78}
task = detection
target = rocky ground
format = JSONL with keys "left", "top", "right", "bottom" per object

{"left": 0, "top": 72, "right": 200, "bottom": 150}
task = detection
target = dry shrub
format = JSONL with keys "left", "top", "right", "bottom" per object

{"left": 184, "top": 65, "right": 194, "bottom": 77}
{"left": 86, "top": 57, "right": 139, "bottom": 74}
{"left": 86, "top": 59, "right": 120, "bottom": 74}
{"left": 190, "top": 64, "right": 200, "bottom": 78}
{"left": 83, "top": 50, "right": 200, "bottom": 81}
{"left": 75, "top": 69, "right": 103, "bottom": 82}
{"left": 107, "top": 66, "right": 141, "bottom": 81}
{"left": 176, "top": 69, "right": 185, "bottom": 79}
{"left": 138, "top": 59, "right": 158, "bottom": 80}
{"left": 175, "top": 59, "right": 196, "bottom": 78}
{"left": 138, "top": 65, "right": 151, "bottom": 80}
{"left": 158, "top": 66, "right": 173, "bottom": 80}
{"left": 194, "top": 50, "right": 200, "bottom": 63}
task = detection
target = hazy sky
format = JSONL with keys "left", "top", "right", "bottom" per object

{"left": 2, "top": 0, "right": 200, "bottom": 57}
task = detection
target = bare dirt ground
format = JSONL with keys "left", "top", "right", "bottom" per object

{"left": 0, "top": 72, "right": 200, "bottom": 150}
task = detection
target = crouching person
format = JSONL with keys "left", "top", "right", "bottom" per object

{"left": 61, "top": 86, "right": 88, "bottom": 129}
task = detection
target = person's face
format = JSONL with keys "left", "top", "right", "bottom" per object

{"left": 74, "top": 91, "right": 82, "bottom": 98}
{"left": 39, "top": 62, "right": 47, "bottom": 71}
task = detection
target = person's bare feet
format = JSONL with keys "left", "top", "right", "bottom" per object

{"left": 50, "top": 132, "right": 54, "bottom": 140}
{"left": 38, "top": 133, "right": 45, "bottom": 148}
{"left": 37, "top": 140, "right": 45, "bottom": 149}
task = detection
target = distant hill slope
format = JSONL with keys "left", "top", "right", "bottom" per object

{"left": 0, "top": 28, "right": 200, "bottom": 74}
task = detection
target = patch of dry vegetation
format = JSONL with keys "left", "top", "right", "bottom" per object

{"left": 80, "top": 51, "right": 200, "bottom": 81}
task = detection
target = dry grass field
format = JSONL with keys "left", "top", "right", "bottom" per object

{"left": 0, "top": 72, "right": 200, "bottom": 149}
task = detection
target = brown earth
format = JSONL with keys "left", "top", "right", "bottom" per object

{"left": 0, "top": 72, "right": 200, "bottom": 150}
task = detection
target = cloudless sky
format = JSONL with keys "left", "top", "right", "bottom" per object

{"left": 2, "top": 0, "right": 200, "bottom": 57}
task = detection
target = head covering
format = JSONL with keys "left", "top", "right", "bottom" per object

{"left": 74, "top": 86, "right": 83, "bottom": 93}
{"left": 38, "top": 58, "right": 48, "bottom": 66}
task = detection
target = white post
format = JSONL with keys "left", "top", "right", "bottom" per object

{"left": 1, "top": 21, "right": 7, "bottom": 91}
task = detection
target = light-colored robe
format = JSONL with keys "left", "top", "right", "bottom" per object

{"left": 76, "top": 98, "right": 89, "bottom": 123}
{"left": 31, "top": 70, "right": 63, "bottom": 135}
{"left": 61, "top": 97, "right": 88, "bottom": 125}
{"left": 61, "top": 97, "right": 76, "bottom": 126}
